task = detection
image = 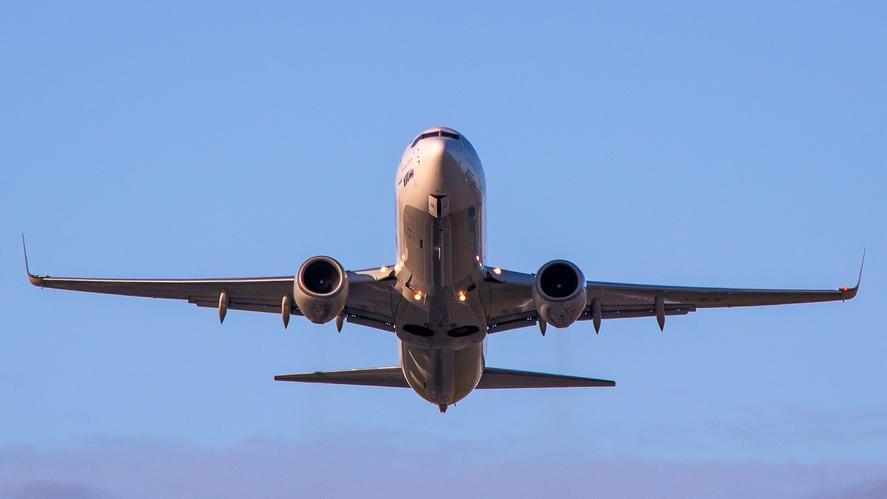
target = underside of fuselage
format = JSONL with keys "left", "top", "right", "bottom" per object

{"left": 393, "top": 127, "right": 488, "bottom": 408}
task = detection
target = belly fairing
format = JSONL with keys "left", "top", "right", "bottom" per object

{"left": 400, "top": 342, "right": 484, "bottom": 405}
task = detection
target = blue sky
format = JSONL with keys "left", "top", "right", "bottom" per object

{"left": 1, "top": 1, "right": 885, "bottom": 497}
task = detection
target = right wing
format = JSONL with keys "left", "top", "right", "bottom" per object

{"left": 24, "top": 238, "right": 398, "bottom": 331}
{"left": 28, "top": 272, "right": 296, "bottom": 313}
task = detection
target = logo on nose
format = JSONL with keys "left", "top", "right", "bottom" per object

{"left": 400, "top": 168, "right": 415, "bottom": 187}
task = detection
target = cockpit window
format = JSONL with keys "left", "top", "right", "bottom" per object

{"left": 411, "top": 132, "right": 436, "bottom": 147}
{"left": 411, "top": 130, "right": 460, "bottom": 148}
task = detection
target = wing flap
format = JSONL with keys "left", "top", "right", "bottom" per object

{"left": 477, "top": 367, "right": 615, "bottom": 389}
{"left": 586, "top": 281, "right": 855, "bottom": 309}
{"left": 29, "top": 274, "right": 295, "bottom": 302}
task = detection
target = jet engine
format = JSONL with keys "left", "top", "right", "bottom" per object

{"left": 533, "top": 259, "right": 587, "bottom": 328}
{"left": 294, "top": 256, "right": 349, "bottom": 324}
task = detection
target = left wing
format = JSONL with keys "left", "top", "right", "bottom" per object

{"left": 486, "top": 254, "right": 863, "bottom": 333}
{"left": 24, "top": 239, "right": 397, "bottom": 331}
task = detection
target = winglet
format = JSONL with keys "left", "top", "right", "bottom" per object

{"left": 855, "top": 248, "right": 866, "bottom": 288}
{"left": 22, "top": 234, "right": 44, "bottom": 287}
{"left": 840, "top": 249, "right": 865, "bottom": 300}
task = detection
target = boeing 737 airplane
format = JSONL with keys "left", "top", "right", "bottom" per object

{"left": 25, "top": 127, "right": 863, "bottom": 412}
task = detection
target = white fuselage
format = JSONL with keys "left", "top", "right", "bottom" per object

{"left": 393, "top": 128, "right": 488, "bottom": 406}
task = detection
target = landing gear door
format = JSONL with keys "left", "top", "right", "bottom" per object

{"left": 429, "top": 195, "right": 449, "bottom": 218}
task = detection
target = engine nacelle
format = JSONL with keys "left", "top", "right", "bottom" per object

{"left": 533, "top": 259, "right": 587, "bottom": 328}
{"left": 294, "top": 256, "right": 349, "bottom": 324}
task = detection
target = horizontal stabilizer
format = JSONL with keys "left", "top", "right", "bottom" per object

{"left": 274, "top": 366, "right": 614, "bottom": 389}
{"left": 274, "top": 367, "right": 408, "bottom": 388}
{"left": 476, "top": 367, "right": 615, "bottom": 389}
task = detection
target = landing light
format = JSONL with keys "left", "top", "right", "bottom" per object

{"left": 492, "top": 267, "right": 502, "bottom": 275}
{"left": 457, "top": 290, "right": 468, "bottom": 302}
{"left": 413, "top": 290, "right": 424, "bottom": 301}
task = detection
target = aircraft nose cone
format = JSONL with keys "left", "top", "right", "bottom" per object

{"left": 417, "top": 138, "right": 464, "bottom": 195}
{"left": 420, "top": 137, "right": 458, "bottom": 162}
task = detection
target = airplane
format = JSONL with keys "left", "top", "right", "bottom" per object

{"left": 24, "top": 126, "right": 863, "bottom": 413}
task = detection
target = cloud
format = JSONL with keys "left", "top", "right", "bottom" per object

{"left": 0, "top": 436, "right": 885, "bottom": 499}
